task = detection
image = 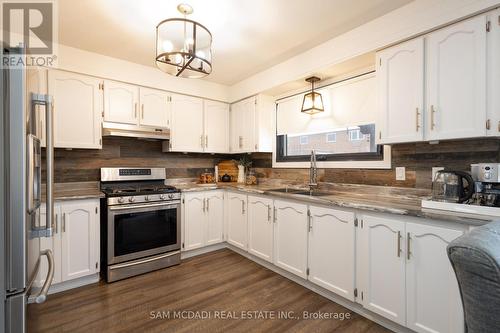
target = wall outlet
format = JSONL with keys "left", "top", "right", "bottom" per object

{"left": 432, "top": 167, "right": 445, "bottom": 181}
{"left": 395, "top": 167, "right": 406, "bottom": 181}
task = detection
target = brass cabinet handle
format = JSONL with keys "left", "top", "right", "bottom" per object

{"left": 200, "top": 135, "right": 204, "bottom": 148}
{"left": 397, "top": 231, "right": 402, "bottom": 257}
{"left": 416, "top": 107, "right": 421, "bottom": 132}
{"left": 62, "top": 213, "right": 66, "bottom": 233}
{"left": 486, "top": 119, "right": 491, "bottom": 130}
{"left": 267, "top": 205, "right": 271, "bottom": 222}
{"left": 273, "top": 207, "right": 277, "bottom": 223}
{"left": 141, "top": 104, "right": 144, "bottom": 119}
{"left": 241, "top": 200, "right": 245, "bottom": 214}
{"left": 430, "top": 105, "right": 436, "bottom": 130}
{"left": 239, "top": 136, "right": 243, "bottom": 149}
{"left": 202, "top": 198, "right": 206, "bottom": 213}
{"left": 407, "top": 232, "right": 412, "bottom": 260}
{"left": 307, "top": 209, "right": 312, "bottom": 232}
{"left": 205, "top": 135, "right": 208, "bottom": 148}
{"left": 134, "top": 103, "right": 138, "bottom": 118}
{"left": 206, "top": 198, "right": 210, "bottom": 212}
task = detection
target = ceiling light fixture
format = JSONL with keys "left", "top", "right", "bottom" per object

{"left": 301, "top": 76, "right": 324, "bottom": 115}
{"left": 155, "top": 3, "right": 212, "bottom": 78}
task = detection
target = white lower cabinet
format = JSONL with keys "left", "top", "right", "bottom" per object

{"left": 183, "top": 191, "right": 224, "bottom": 251}
{"left": 359, "top": 214, "right": 464, "bottom": 333}
{"left": 307, "top": 206, "right": 356, "bottom": 301}
{"left": 273, "top": 200, "right": 308, "bottom": 279}
{"left": 247, "top": 196, "right": 274, "bottom": 263}
{"left": 406, "top": 222, "right": 464, "bottom": 333}
{"left": 359, "top": 215, "right": 406, "bottom": 325}
{"left": 37, "top": 199, "right": 100, "bottom": 287}
{"left": 226, "top": 192, "right": 248, "bottom": 250}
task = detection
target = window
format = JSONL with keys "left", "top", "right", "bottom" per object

{"left": 299, "top": 136, "right": 308, "bottom": 145}
{"left": 326, "top": 133, "right": 337, "bottom": 143}
{"left": 349, "top": 129, "right": 363, "bottom": 141}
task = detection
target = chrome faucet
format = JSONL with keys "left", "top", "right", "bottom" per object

{"left": 309, "top": 149, "right": 318, "bottom": 191}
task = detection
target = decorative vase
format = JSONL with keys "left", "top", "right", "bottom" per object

{"left": 237, "top": 165, "right": 245, "bottom": 183}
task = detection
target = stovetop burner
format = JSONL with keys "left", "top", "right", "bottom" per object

{"left": 101, "top": 183, "right": 179, "bottom": 197}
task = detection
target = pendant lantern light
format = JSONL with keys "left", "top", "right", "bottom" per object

{"left": 155, "top": 4, "right": 212, "bottom": 78}
{"left": 301, "top": 76, "right": 324, "bottom": 115}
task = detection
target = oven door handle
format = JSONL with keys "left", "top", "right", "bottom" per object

{"left": 108, "top": 202, "right": 180, "bottom": 211}
{"left": 109, "top": 251, "right": 181, "bottom": 270}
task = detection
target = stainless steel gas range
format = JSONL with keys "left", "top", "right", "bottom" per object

{"left": 100, "top": 168, "right": 181, "bottom": 282}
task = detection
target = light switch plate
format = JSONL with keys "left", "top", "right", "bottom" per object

{"left": 432, "top": 167, "right": 445, "bottom": 181}
{"left": 395, "top": 167, "right": 406, "bottom": 181}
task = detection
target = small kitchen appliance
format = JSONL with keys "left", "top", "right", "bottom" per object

{"left": 471, "top": 163, "right": 500, "bottom": 207}
{"left": 431, "top": 170, "right": 474, "bottom": 203}
{"left": 100, "top": 168, "right": 181, "bottom": 282}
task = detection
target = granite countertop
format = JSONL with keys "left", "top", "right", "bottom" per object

{"left": 41, "top": 182, "right": 104, "bottom": 201}
{"left": 177, "top": 182, "right": 493, "bottom": 226}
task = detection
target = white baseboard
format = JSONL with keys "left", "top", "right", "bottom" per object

{"left": 45, "top": 274, "right": 100, "bottom": 295}
{"left": 181, "top": 242, "right": 227, "bottom": 259}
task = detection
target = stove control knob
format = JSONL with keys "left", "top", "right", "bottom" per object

{"left": 144, "top": 196, "right": 150, "bottom": 201}
{"left": 168, "top": 194, "right": 174, "bottom": 199}
{"left": 118, "top": 197, "right": 125, "bottom": 203}
{"left": 160, "top": 194, "right": 166, "bottom": 200}
{"left": 128, "top": 197, "right": 136, "bottom": 203}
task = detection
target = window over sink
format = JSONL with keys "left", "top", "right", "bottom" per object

{"left": 274, "top": 73, "right": 390, "bottom": 168}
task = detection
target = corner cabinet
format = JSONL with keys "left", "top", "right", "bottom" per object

{"left": 247, "top": 195, "right": 274, "bottom": 263}
{"left": 48, "top": 70, "right": 102, "bottom": 149}
{"left": 226, "top": 192, "right": 248, "bottom": 250}
{"left": 273, "top": 200, "right": 308, "bottom": 278}
{"left": 183, "top": 191, "right": 224, "bottom": 251}
{"left": 36, "top": 199, "right": 100, "bottom": 287}
{"left": 377, "top": 37, "right": 424, "bottom": 144}
{"left": 230, "top": 95, "right": 274, "bottom": 153}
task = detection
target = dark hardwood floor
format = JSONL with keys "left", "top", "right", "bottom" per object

{"left": 28, "top": 249, "right": 391, "bottom": 333}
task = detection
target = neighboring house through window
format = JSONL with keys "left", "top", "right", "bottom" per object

{"left": 326, "top": 133, "right": 337, "bottom": 143}
{"left": 349, "top": 129, "right": 363, "bottom": 141}
{"left": 299, "top": 136, "right": 308, "bottom": 145}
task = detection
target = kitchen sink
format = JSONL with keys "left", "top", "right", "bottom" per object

{"left": 295, "top": 191, "right": 332, "bottom": 197}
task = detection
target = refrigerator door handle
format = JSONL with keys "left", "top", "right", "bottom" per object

{"left": 27, "top": 249, "right": 54, "bottom": 304}
{"left": 30, "top": 93, "right": 54, "bottom": 238}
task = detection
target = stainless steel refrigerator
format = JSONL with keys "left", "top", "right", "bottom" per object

{"left": 2, "top": 47, "right": 55, "bottom": 332}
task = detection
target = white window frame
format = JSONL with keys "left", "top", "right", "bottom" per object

{"left": 299, "top": 136, "right": 308, "bottom": 145}
{"left": 326, "top": 133, "right": 337, "bottom": 143}
{"left": 349, "top": 129, "right": 363, "bottom": 141}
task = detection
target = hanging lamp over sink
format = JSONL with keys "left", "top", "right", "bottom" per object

{"left": 155, "top": 3, "right": 212, "bottom": 78}
{"left": 301, "top": 76, "right": 324, "bottom": 115}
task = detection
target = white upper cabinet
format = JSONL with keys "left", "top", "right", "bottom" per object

{"left": 230, "top": 95, "right": 274, "bottom": 153}
{"left": 205, "top": 191, "right": 225, "bottom": 246}
{"left": 406, "top": 222, "right": 464, "bottom": 333}
{"left": 48, "top": 70, "right": 102, "bottom": 149}
{"left": 139, "top": 87, "right": 170, "bottom": 129}
{"left": 204, "top": 100, "right": 229, "bottom": 153}
{"left": 170, "top": 94, "right": 205, "bottom": 152}
{"left": 377, "top": 37, "right": 425, "bottom": 144}
{"left": 487, "top": 9, "right": 500, "bottom": 136}
{"left": 103, "top": 80, "right": 139, "bottom": 125}
{"left": 426, "top": 15, "right": 487, "bottom": 140}
{"left": 247, "top": 196, "right": 274, "bottom": 263}
{"left": 226, "top": 192, "right": 248, "bottom": 250}
{"left": 273, "top": 200, "right": 308, "bottom": 279}
{"left": 360, "top": 215, "right": 406, "bottom": 326}
{"left": 308, "top": 206, "right": 356, "bottom": 301}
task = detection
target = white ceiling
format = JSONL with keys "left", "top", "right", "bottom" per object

{"left": 58, "top": 0, "right": 413, "bottom": 85}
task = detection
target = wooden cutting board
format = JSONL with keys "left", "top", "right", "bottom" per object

{"left": 217, "top": 160, "right": 238, "bottom": 182}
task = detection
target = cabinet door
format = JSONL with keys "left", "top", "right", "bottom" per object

{"left": 103, "top": 80, "right": 139, "bottom": 125}
{"left": 426, "top": 15, "right": 487, "bottom": 140}
{"left": 406, "top": 222, "right": 464, "bottom": 333}
{"left": 139, "top": 87, "right": 170, "bottom": 129}
{"left": 183, "top": 193, "right": 206, "bottom": 251}
{"left": 360, "top": 215, "right": 406, "bottom": 326}
{"left": 170, "top": 94, "right": 204, "bottom": 152}
{"left": 230, "top": 97, "right": 256, "bottom": 152}
{"left": 204, "top": 100, "right": 229, "bottom": 153}
{"left": 48, "top": 70, "right": 102, "bottom": 149}
{"left": 308, "top": 206, "right": 355, "bottom": 301}
{"left": 226, "top": 192, "right": 247, "bottom": 250}
{"left": 377, "top": 38, "right": 424, "bottom": 144}
{"left": 36, "top": 204, "right": 62, "bottom": 286}
{"left": 247, "top": 196, "right": 274, "bottom": 262}
{"left": 205, "top": 191, "right": 224, "bottom": 245}
{"left": 487, "top": 9, "right": 500, "bottom": 136}
{"left": 60, "top": 200, "right": 99, "bottom": 281}
{"left": 273, "top": 200, "right": 308, "bottom": 278}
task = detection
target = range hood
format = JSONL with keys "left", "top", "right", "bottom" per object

{"left": 102, "top": 122, "right": 170, "bottom": 140}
